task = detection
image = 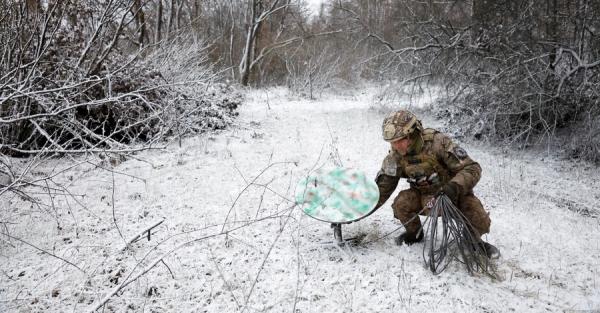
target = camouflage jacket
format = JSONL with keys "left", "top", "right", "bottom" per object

{"left": 374, "top": 128, "right": 481, "bottom": 209}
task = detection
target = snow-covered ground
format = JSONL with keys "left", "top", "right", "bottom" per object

{"left": 1, "top": 87, "right": 599, "bottom": 313}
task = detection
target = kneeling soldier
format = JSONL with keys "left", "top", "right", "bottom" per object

{"left": 374, "top": 110, "right": 499, "bottom": 258}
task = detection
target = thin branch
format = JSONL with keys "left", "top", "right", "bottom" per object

{"left": 0, "top": 232, "right": 84, "bottom": 273}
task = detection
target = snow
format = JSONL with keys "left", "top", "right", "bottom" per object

{"left": 1, "top": 86, "right": 599, "bottom": 312}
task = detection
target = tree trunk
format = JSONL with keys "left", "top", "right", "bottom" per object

{"left": 155, "top": 0, "right": 163, "bottom": 43}
{"left": 168, "top": 0, "right": 176, "bottom": 35}
{"left": 25, "top": 0, "right": 39, "bottom": 15}
{"left": 132, "top": 0, "right": 147, "bottom": 47}
{"left": 252, "top": 1, "right": 264, "bottom": 86}
{"left": 546, "top": 0, "right": 559, "bottom": 68}
{"left": 176, "top": 0, "right": 184, "bottom": 31}
{"left": 192, "top": 0, "right": 200, "bottom": 34}
{"left": 229, "top": 4, "right": 236, "bottom": 79}
{"left": 239, "top": 0, "right": 261, "bottom": 86}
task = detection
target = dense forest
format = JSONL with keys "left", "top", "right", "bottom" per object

{"left": 1, "top": 0, "right": 599, "bottom": 163}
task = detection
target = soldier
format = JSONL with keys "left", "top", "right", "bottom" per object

{"left": 375, "top": 110, "right": 500, "bottom": 258}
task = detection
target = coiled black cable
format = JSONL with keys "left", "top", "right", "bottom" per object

{"left": 422, "top": 194, "right": 496, "bottom": 277}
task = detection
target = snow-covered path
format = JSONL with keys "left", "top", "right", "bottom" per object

{"left": 2, "top": 87, "right": 600, "bottom": 313}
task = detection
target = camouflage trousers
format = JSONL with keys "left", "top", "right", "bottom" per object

{"left": 391, "top": 188, "right": 491, "bottom": 238}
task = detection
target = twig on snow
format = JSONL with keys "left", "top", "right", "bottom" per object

{"left": 120, "top": 219, "right": 165, "bottom": 252}
{"left": 221, "top": 161, "right": 298, "bottom": 232}
{"left": 87, "top": 205, "right": 296, "bottom": 312}
{"left": 0, "top": 232, "right": 84, "bottom": 273}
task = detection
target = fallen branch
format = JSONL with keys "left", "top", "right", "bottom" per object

{"left": 3, "top": 146, "right": 166, "bottom": 155}
{"left": 120, "top": 219, "right": 165, "bottom": 252}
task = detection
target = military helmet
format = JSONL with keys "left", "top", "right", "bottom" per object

{"left": 382, "top": 110, "right": 423, "bottom": 142}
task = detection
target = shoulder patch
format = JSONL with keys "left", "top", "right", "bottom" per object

{"left": 452, "top": 146, "right": 468, "bottom": 160}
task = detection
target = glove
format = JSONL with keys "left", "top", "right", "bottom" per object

{"left": 438, "top": 182, "right": 461, "bottom": 205}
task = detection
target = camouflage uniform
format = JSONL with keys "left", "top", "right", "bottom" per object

{"left": 376, "top": 114, "right": 491, "bottom": 239}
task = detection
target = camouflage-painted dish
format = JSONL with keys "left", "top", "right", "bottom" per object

{"left": 295, "top": 167, "right": 380, "bottom": 223}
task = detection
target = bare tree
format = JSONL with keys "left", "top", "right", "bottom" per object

{"left": 239, "top": 0, "right": 288, "bottom": 85}
{"left": 155, "top": 0, "right": 164, "bottom": 43}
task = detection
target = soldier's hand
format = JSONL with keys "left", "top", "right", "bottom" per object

{"left": 438, "top": 182, "right": 461, "bottom": 205}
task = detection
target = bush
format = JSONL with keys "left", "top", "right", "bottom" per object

{"left": 430, "top": 2, "right": 600, "bottom": 163}
{"left": 0, "top": 3, "right": 241, "bottom": 156}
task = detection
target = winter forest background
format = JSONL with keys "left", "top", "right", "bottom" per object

{"left": 1, "top": 0, "right": 599, "bottom": 312}
{"left": 2, "top": 0, "right": 599, "bottom": 159}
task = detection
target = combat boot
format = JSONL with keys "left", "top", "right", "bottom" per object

{"left": 479, "top": 241, "right": 501, "bottom": 259}
{"left": 394, "top": 231, "right": 424, "bottom": 246}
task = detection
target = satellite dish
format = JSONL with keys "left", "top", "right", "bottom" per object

{"left": 295, "top": 167, "right": 380, "bottom": 225}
